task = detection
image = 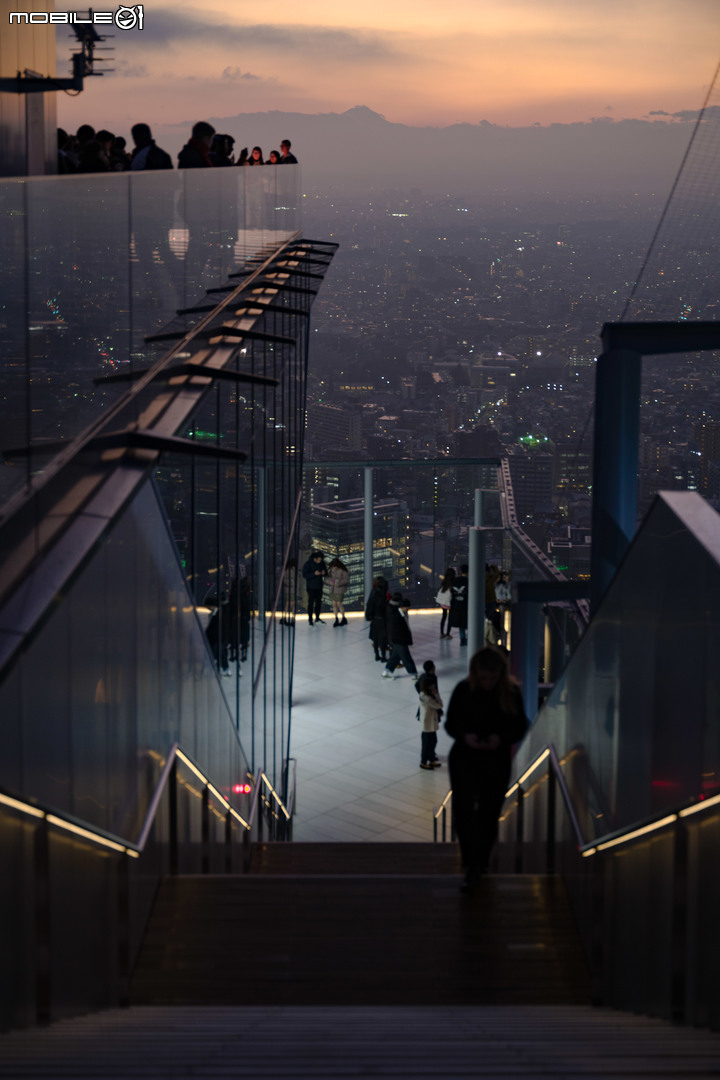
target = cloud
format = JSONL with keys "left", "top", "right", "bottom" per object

{"left": 667, "top": 107, "right": 720, "bottom": 123}
{"left": 129, "top": 9, "right": 401, "bottom": 62}
{"left": 649, "top": 110, "right": 671, "bottom": 116}
{"left": 221, "top": 66, "right": 261, "bottom": 81}
{"left": 115, "top": 61, "right": 149, "bottom": 78}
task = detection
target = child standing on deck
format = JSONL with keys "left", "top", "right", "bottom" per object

{"left": 417, "top": 666, "right": 443, "bottom": 770}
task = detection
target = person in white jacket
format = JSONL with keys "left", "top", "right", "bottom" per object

{"left": 417, "top": 673, "right": 444, "bottom": 769}
{"left": 326, "top": 557, "right": 349, "bottom": 626}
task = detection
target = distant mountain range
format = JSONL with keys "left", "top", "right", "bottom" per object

{"left": 161, "top": 105, "right": 694, "bottom": 197}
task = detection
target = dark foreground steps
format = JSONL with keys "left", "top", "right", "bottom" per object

{"left": 132, "top": 845, "right": 590, "bottom": 1007}
{"left": 250, "top": 841, "right": 464, "bottom": 874}
{"left": 4, "top": 1006, "right": 720, "bottom": 1079}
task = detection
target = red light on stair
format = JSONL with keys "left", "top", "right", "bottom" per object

{"left": 233, "top": 783, "right": 252, "bottom": 795}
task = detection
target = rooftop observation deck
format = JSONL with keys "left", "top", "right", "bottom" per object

{"left": 288, "top": 610, "right": 466, "bottom": 842}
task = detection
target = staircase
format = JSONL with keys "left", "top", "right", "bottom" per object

{"left": 4, "top": 845, "right": 720, "bottom": 1078}
{"left": 131, "top": 843, "right": 590, "bottom": 1007}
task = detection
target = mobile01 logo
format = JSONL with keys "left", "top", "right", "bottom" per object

{"left": 9, "top": 6, "right": 144, "bottom": 29}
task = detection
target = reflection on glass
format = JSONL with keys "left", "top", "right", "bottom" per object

{"left": 0, "top": 168, "right": 300, "bottom": 510}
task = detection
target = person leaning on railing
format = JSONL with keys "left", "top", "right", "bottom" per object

{"left": 279, "top": 139, "right": 298, "bottom": 163}
{"left": 445, "top": 646, "right": 528, "bottom": 892}
{"left": 130, "top": 123, "right": 173, "bottom": 170}
{"left": 178, "top": 121, "right": 216, "bottom": 168}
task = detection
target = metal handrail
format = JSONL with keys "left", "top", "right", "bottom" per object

{"left": 433, "top": 739, "right": 720, "bottom": 861}
{"left": 0, "top": 741, "right": 295, "bottom": 860}
{"left": 433, "top": 742, "right": 587, "bottom": 850}
{"left": 432, "top": 789, "right": 453, "bottom": 842}
{"left": 547, "top": 743, "right": 586, "bottom": 849}
{"left": 285, "top": 757, "right": 298, "bottom": 819}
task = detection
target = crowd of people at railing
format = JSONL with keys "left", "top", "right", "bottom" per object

{"left": 57, "top": 119, "right": 299, "bottom": 174}
{"left": 296, "top": 551, "right": 512, "bottom": 656}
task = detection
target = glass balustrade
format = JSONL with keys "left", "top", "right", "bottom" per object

{"left": 0, "top": 166, "right": 300, "bottom": 510}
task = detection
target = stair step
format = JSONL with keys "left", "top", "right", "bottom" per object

{"left": 4, "top": 1005, "right": 720, "bottom": 1078}
{"left": 132, "top": 873, "right": 589, "bottom": 1007}
{"left": 250, "top": 841, "right": 462, "bottom": 875}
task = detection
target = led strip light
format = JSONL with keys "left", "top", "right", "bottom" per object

{"left": 176, "top": 749, "right": 250, "bottom": 829}
{"left": 0, "top": 791, "right": 139, "bottom": 857}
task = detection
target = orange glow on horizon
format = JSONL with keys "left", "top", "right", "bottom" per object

{"left": 52, "top": 0, "right": 716, "bottom": 136}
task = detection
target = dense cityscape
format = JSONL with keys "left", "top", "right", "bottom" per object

{"left": 3, "top": 178, "right": 718, "bottom": 607}
{"left": 299, "top": 189, "right": 720, "bottom": 590}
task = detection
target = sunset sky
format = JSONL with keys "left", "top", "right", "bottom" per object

{"left": 54, "top": 0, "right": 719, "bottom": 136}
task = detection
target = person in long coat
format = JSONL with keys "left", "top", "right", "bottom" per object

{"left": 448, "top": 563, "right": 469, "bottom": 646}
{"left": 302, "top": 550, "right": 328, "bottom": 625}
{"left": 382, "top": 594, "right": 418, "bottom": 678}
{"left": 365, "top": 576, "right": 389, "bottom": 661}
{"left": 445, "top": 646, "right": 528, "bottom": 890}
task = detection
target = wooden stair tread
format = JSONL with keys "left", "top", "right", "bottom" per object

{"left": 132, "top": 870, "right": 590, "bottom": 1007}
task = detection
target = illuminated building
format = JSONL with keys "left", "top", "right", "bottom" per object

{"left": 310, "top": 496, "right": 409, "bottom": 606}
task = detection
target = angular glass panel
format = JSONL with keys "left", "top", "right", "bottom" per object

{"left": 514, "top": 491, "right": 720, "bottom": 839}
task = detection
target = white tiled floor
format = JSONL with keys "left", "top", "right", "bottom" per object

{"left": 288, "top": 611, "right": 470, "bottom": 842}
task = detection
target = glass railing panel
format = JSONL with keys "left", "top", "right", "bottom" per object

{"left": 512, "top": 491, "right": 720, "bottom": 840}
{"left": 273, "top": 163, "right": 300, "bottom": 239}
{"left": 620, "top": 91, "right": 720, "bottom": 514}
{"left": 25, "top": 173, "right": 133, "bottom": 444}
{"left": 0, "top": 179, "right": 30, "bottom": 508}
{"left": 128, "top": 170, "right": 186, "bottom": 351}
{"left": 151, "top": 319, "right": 305, "bottom": 794}
{"left": 622, "top": 89, "right": 720, "bottom": 325}
{"left": 0, "top": 474, "right": 251, "bottom": 840}
{"left": 0, "top": 167, "right": 301, "bottom": 517}
{"left": 179, "top": 168, "right": 232, "bottom": 299}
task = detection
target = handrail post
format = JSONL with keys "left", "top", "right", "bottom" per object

{"left": 364, "top": 466, "right": 374, "bottom": 601}
{"left": 515, "top": 786, "right": 524, "bottom": 874}
{"left": 433, "top": 808, "right": 437, "bottom": 843}
{"left": 671, "top": 818, "right": 689, "bottom": 1023}
{"left": 169, "top": 758, "right": 178, "bottom": 876}
{"left": 224, "top": 810, "right": 232, "bottom": 874}
{"left": 117, "top": 852, "right": 131, "bottom": 1007}
{"left": 258, "top": 465, "right": 267, "bottom": 628}
{"left": 242, "top": 827, "right": 251, "bottom": 874}
{"left": 590, "top": 849, "right": 605, "bottom": 1006}
{"left": 34, "top": 817, "right": 51, "bottom": 1025}
{"left": 546, "top": 764, "right": 556, "bottom": 874}
{"left": 201, "top": 784, "right": 210, "bottom": 874}
{"left": 468, "top": 525, "right": 487, "bottom": 658}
